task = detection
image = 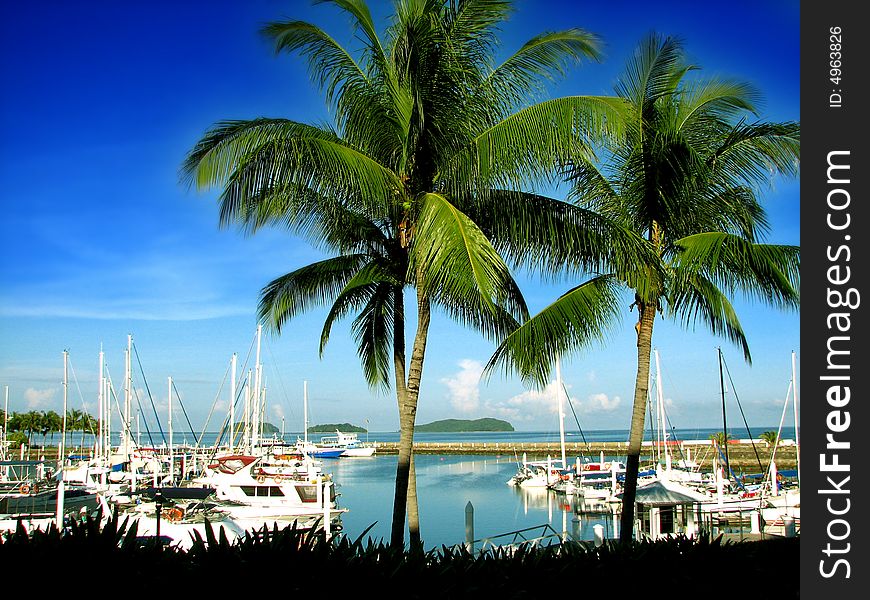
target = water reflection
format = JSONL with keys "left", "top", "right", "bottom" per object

{"left": 328, "top": 454, "right": 620, "bottom": 549}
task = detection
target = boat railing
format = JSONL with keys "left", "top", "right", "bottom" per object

{"left": 471, "top": 523, "right": 566, "bottom": 553}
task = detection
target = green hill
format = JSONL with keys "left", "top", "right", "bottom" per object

{"left": 307, "top": 423, "right": 367, "bottom": 433}
{"left": 233, "top": 422, "right": 280, "bottom": 434}
{"left": 415, "top": 418, "right": 514, "bottom": 432}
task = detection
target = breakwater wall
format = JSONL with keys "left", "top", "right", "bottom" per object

{"left": 374, "top": 441, "right": 799, "bottom": 471}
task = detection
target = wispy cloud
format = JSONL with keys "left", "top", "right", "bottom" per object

{"left": 0, "top": 226, "right": 321, "bottom": 321}
{"left": 24, "top": 387, "right": 58, "bottom": 410}
{"left": 440, "top": 359, "right": 484, "bottom": 413}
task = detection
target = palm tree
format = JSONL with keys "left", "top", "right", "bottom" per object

{"left": 759, "top": 430, "right": 779, "bottom": 448}
{"left": 487, "top": 34, "right": 799, "bottom": 543}
{"left": 42, "top": 411, "right": 62, "bottom": 449}
{"left": 710, "top": 431, "right": 730, "bottom": 447}
{"left": 183, "top": 0, "right": 645, "bottom": 548}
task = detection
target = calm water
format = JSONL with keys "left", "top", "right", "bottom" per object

{"left": 31, "top": 427, "right": 796, "bottom": 550}
{"left": 327, "top": 453, "right": 619, "bottom": 549}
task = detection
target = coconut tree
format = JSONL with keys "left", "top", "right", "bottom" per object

{"left": 182, "top": 0, "right": 647, "bottom": 548}
{"left": 710, "top": 431, "right": 730, "bottom": 447}
{"left": 759, "top": 430, "right": 779, "bottom": 448}
{"left": 41, "top": 410, "right": 62, "bottom": 449}
{"left": 487, "top": 34, "right": 799, "bottom": 543}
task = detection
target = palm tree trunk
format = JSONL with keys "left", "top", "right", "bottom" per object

{"left": 391, "top": 287, "right": 409, "bottom": 546}
{"left": 407, "top": 454, "right": 420, "bottom": 548}
{"left": 619, "top": 299, "right": 657, "bottom": 543}
{"left": 390, "top": 287, "right": 430, "bottom": 549}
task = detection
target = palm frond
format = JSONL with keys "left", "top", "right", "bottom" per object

{"left": 410, "top": 192, "right": 528, "bottom": 339}
{"left": 711, "top": 120, "right": 801, "bottom": 186}
{"left": 444, "top": 95, "right": 630, "bottom": 192}
{"left": 670, "top": 232, "right": 800, "bottom": 310}
{"left": 674, "top": 77, "right": 760, "bottom": 132}
{"left": 665, "top": 271, "right": 752, "bottom": 362}
{"left": 480, "top": 29, "right": 603, "bottom": 110}
{"left": 461, "top": 189, "right": 654, "bottom": 282}
{"left": 262, "top": 20, "right": 370, "bottom": 111}
{"left": 314, "top": 0, "right": 387, "bottom": 63}
{"left": 257, "top": 254, "right": 371, "bottom": 332}
{"left": 183, "top": 118, "right": 401, "bottom": 227}
{"left": 350, "top": 282, "right": 396, "bottom": 391}
{"left": 485, "top": 275, "right": 624, "bottom": 386}
{"left": 614, "top": 33, "right": 689, "bottom": 107}
{"left": 319, "top": 260, "right": 402, "bottom": 353}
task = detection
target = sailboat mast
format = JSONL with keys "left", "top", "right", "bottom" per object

{"left": 252, "top": 325, "right": 262, "bottom": 449}
{"left": 168, "top": 376, "right": 174, "bottom": 485}
{"left": 230, "top": 353, "right": 237, "bottom": 453}
{"left": 123, "top": 334, "right": 132, "bottom": 458}
{"left": 555, "top": 357, "right": 567, "bottom": 468}
{"left": 3, "top": 385, "right": 8, "bottom": 461}
{"left": 792, "top": 350, "right": 801, "bottom": 486}
{"left": 244, "top": 371, "right": 251, "bottom": 453}
{"left": 97, "top": 346, "right": 104, "bottom": 460}
{"left": 60, "top": 350, "right": 68, "bottom": 469}
{"left": 56, "top": 349, "right": 69, "bottom": 526}
{"left": 655, "top": 349, "right": 669, "bottom": 470}
{"left": 718, "top": 347, "right": 730, "bottom": 477}
{"left": 303, "top": 380, "right": 309, "bottom": 445}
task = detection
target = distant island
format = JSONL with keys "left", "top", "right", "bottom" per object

{"left": 415, "top": 418, "right": 514, "bottom": 432}
{"left": 233, "top": 422, "right": 280, "bottom": 434}
{"left": 308, "top": 423, "right": 367, "bottom": 433}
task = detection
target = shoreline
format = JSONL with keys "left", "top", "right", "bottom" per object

{"left": 12, "top": 440, "right": 798, "bottom": 472}
{"left": 374, "top": 441, "right": 798, "bottom": 471}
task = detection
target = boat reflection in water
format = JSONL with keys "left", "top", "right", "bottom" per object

{"left": 509, "top": 483, "right": 622, "bottom": 541}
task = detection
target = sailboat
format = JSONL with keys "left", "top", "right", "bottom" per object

{"left": 295, "top": 381, "right": 344, "bottom": 459}
{"left": 507, "top": 358, "right": 570, "bottom": 488}
{"left": 184, "top": 331, "right": 345, "bottom": 536}
{"left": 761, "top": 350, "right": 800, "bottom": 528}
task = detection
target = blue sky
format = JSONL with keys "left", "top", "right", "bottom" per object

{"left": 0, "top": 1, "right": 800, "bottom": 435}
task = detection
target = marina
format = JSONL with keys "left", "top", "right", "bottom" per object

{"left": 2, "top": 436, "right": 799, "bottom": 549}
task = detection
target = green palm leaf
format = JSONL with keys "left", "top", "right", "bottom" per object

{"left": 485, "top": 275, "right": 624, "bottom": 385}
{"left": 257, "top": 254, "right": 371, "bottom": 332}
{"left": 410, "top": 192, "right": 527, "bottom": 339}
{"left": 670, "top": 232, "right": 800, "bottom": 309}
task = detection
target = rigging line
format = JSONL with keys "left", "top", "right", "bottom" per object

{"left": 131, "top": 341, "right": 166, "bottom": 446}
{"left": 228, "top": 370, "right": 251, "bottom": 450}
{"left": 105, "top": 373, "right": 138, "bottom": 447}
{"left": 200, "top": 371, "right": 251, "bottom": 471}
{"left": 195, "top": 357, "right": 231, "bottom": 449}
{"left": 663, "top": 412, "right": 687, "bottom": 464}
{"left": 561, "top": 381, "right": 590, "bottom": 455}
{"left": 132, "top": 386, "right": 159, "bottom": 449}
{"left": 67, "top": 355, "right": 97, "bottom": 437}
{"left": 720, "top": 354, "right": 765, "bottom": 476}
{"left": 170, "top": 379, "right": 198, "bottom": 446}
{"left": 265, "top": 337, "right": 296, "bottom": 425}
{"left": 235, "top": 329, "right": 258, "bottom": 385}
{"left": 764, "top": 379, "right": 793, "bottom": 487}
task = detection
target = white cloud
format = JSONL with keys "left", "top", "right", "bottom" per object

{"left": 500, "top": 381, "right": 582, "bottom": 423}
{"left": 580, "top": 392, "right": 622, "bottom": 413}
{"left": 441, "top": 359, "right": 484, "bottom": 413}
{"left": 24, "top": 387, "right": 58, "bottom": 409}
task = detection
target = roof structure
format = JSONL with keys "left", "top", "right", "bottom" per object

{"left": 618, "top": 481, "right": 705, "bottom": 505}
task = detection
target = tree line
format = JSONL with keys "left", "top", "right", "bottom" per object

{"left": 1, "top": 409, "right": 96, "bottom": 448}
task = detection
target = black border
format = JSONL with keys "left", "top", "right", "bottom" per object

{"left": 801, "top": 2, "right": 868, "bottom": 595}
